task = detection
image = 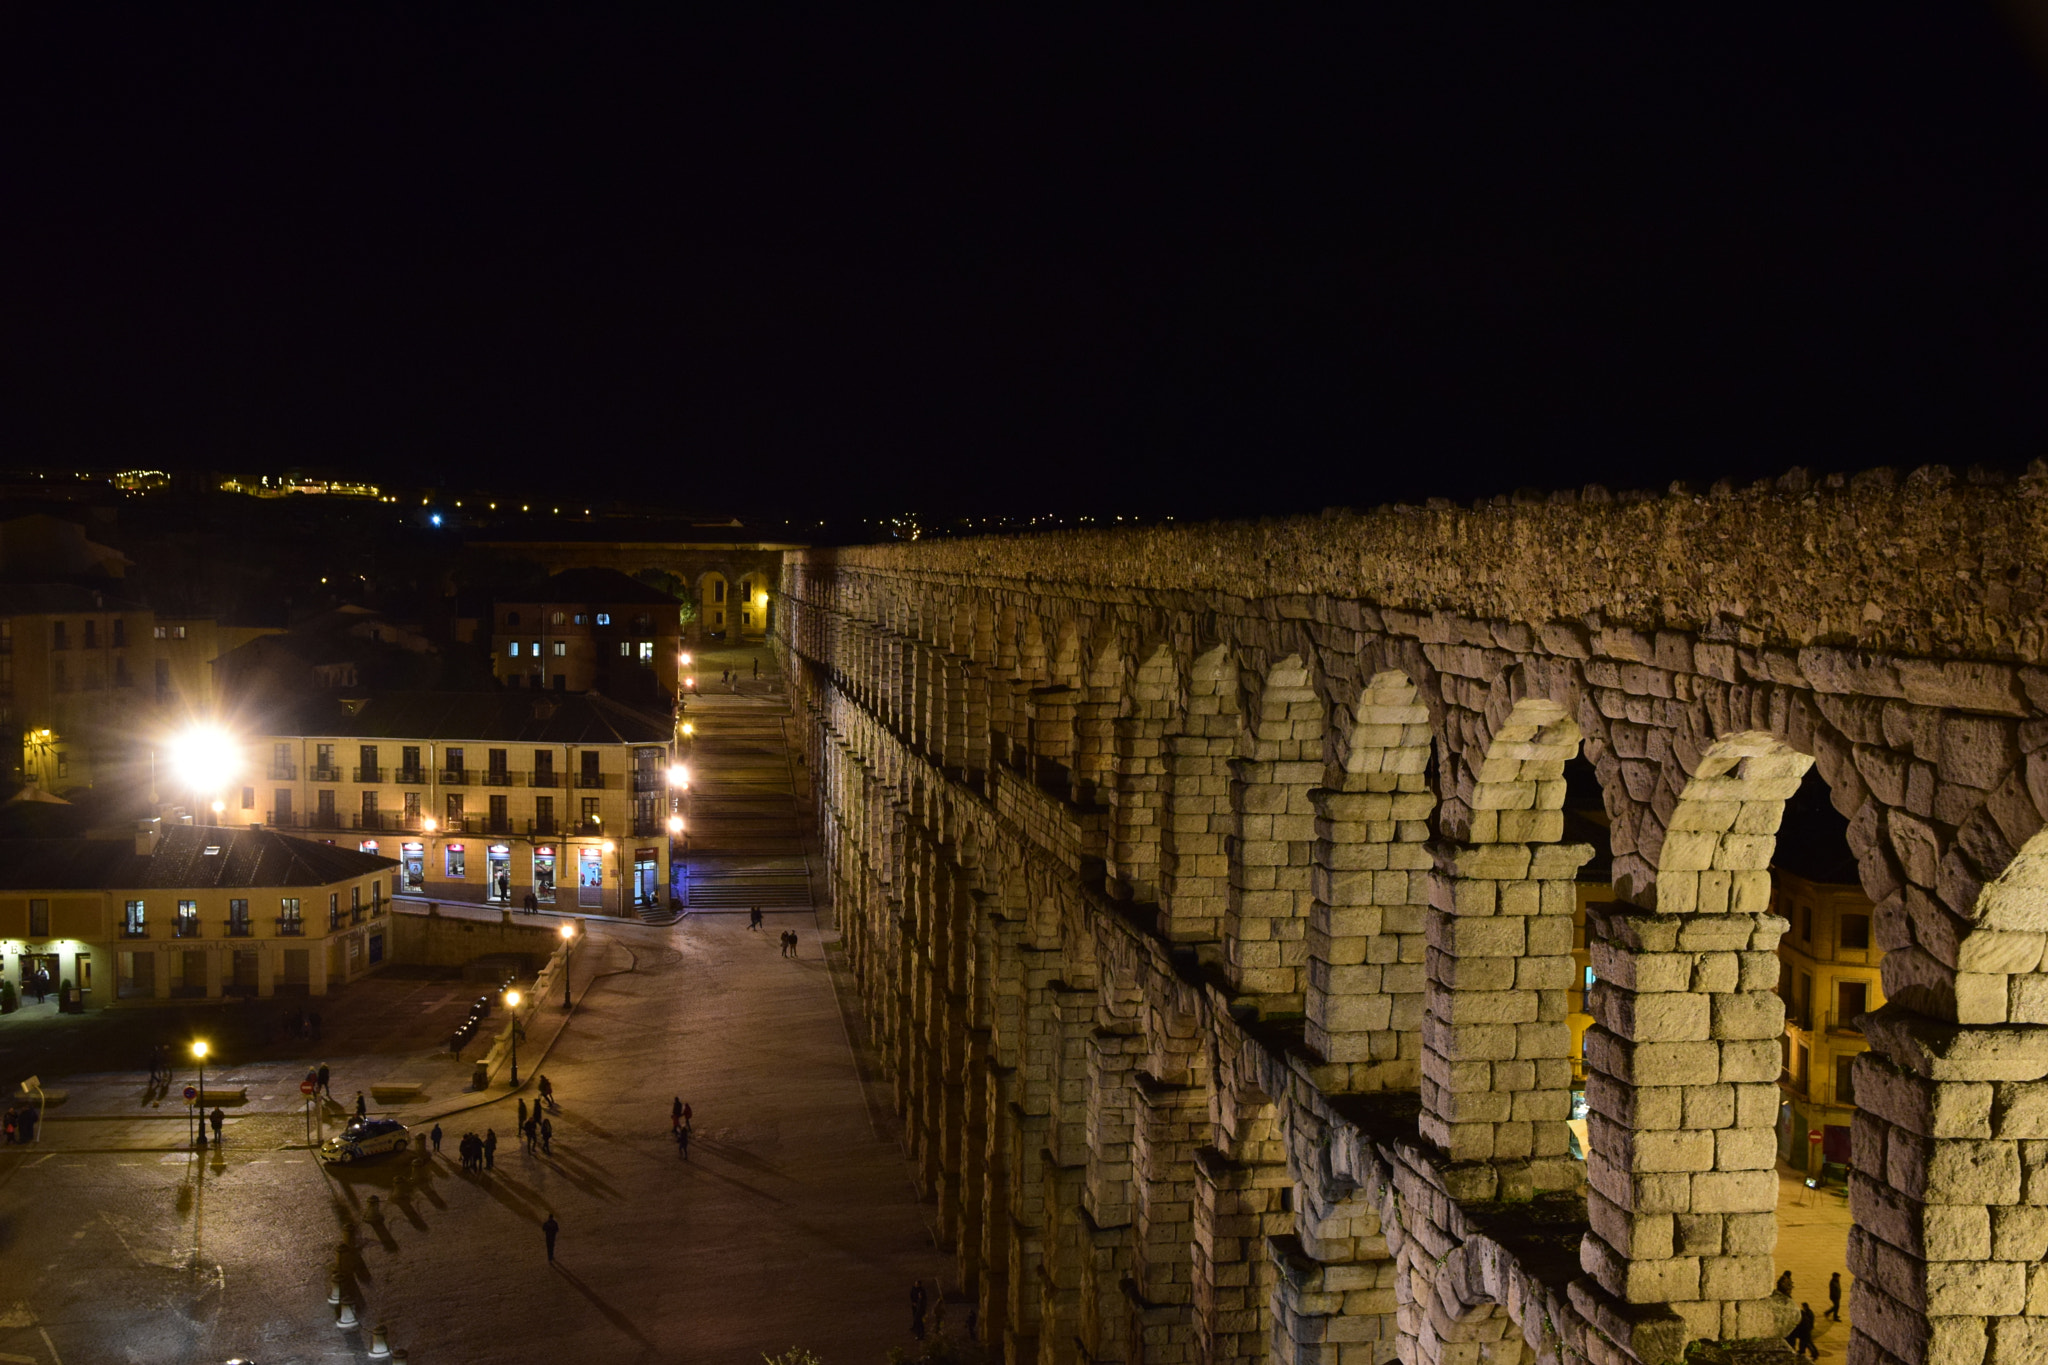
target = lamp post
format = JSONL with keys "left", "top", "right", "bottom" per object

{"left": 192, "top": 1040, "right": 209, "bottom": 1146}
{"left": 505, "top": 990, "right": 523, "bottom": 1086}
{"left": 559, "top": 922, "right": 575, "bottom": 1009}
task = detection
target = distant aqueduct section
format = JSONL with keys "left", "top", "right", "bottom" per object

{"left": 774, "top": 466, "right": 2048, "bottom": 1365}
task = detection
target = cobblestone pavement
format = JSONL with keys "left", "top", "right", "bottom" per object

{"left": 0, "top": 672, "right": 952, "bottom": 1363}
{"left": 1774, "top": 1164, "right": 1855, "bottom": 1356}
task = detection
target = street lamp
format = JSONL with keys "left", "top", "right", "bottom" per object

{"left": 169, "top": 725, "right": 238, "bottom": 816}
{"left": 559, "top": 922, "right": 576, "bottom": 1009}
{"left": 192, "top": 1040, "right": 209, "bottom": 1146}
{"left": 422, "top": 815, "right": 438, "bottom": 835}
{"left": 667, "top": 764, "right": 688, "bottom": 790}
{"left": 504, "top": 990, "right": 523, "bottom": 1085}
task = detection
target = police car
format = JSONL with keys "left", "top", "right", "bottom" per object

{"left": 319, "top": 1116, "right": 411, "bottom": 1164}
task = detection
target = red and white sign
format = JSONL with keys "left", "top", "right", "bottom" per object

{"left": 301, "top": 1079, "right": 318, "bottom": 1096}
{"left": 1808, "top": 1128, "right": 1822, "bottom": 1143}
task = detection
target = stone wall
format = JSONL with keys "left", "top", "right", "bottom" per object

{"left": 779, "top": 470, "right": 2048, "bottom": 1365}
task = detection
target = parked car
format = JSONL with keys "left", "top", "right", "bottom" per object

{"left": 319, "top": 1116, "right": 410, "bottom": 1164}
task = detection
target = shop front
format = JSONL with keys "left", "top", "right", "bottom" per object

{"left": 578, "top": 845, "right": 605, "bottom": 909}
{"left": 401, "top": 841, "right": 426, "bottom": 894}
{"left": 487, "top": 844, "right": 512, "bottom": 903}
{"left": 533, "top": 846, "right": 557, "bottom": 904}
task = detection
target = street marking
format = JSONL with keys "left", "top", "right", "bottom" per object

{"left": 37, "top": 1326, "right": 61, "bottom": 1365}
{"left": 0, "top": 1351, "right": 40, "bottom": 1363}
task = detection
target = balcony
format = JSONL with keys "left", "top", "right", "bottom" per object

{"left": 266, "top": 810, "right": 306, "bottom": 829}
{"left": 268, "top": 764, "right": 297, "bottom": 780}
{"left": 119, "top": 925, "right": 149, "bottom": 940}
{"left": 350, "top": 906, "right": 365, "bottom": 925}
{"left": 528, "top": 771, "right": 560, "bottom": 789}
{"left": 350, "top": 812, "right": 425, "bottom": 833}
{"left": 328, "top": 912, "right": 344, "bottom": 931}
{"left": 396, "top": 768, "right": 428, "bottom": 786}
{"left": 1824, "top": 1009, "right": 1866, "bottom": 1036}
{"left": 630, "top": 819, "right": 664, "bottom": 837}
{"left": 575, "top": 772, "right": 611, "bottom": 790}
{"left": 482, "top": 770, "right": 517, "bottom": 787}
{"left": 529, "top": 817, "right": 559, "bottom": 838}
{"left": 276, "top": 917, "right": 305, "bottom": 937}
{"left": 441, "top": 770, "right": 471, "bottom": 786}
{"left": 481, "top": 817, "right": 515, "bottom": 836}
{"left": 310, "top": 766, "right": 343, "bottom": 783}
{"left": 173, "top": 919, "right": 202, "bottom": 939}
{"left": 632, "top": 770, "right": 666, "bottom": 793}
{"left": 353, "top": 767, "right": 386, "bottom": 783}
{"left": 226, "top": 921, "right": 254, "bottom": 938}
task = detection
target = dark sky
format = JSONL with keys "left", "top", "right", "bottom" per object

{"left": 7, "top": 11, "right": 2048, "bottom": 519}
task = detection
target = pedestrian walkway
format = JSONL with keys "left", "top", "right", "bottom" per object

{"left": 680, "top": 678, "right": 814, "bottom": 910}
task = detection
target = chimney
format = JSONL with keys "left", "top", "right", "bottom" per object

{"left": 134, "top": 817, "right": 162, "bottom": 857}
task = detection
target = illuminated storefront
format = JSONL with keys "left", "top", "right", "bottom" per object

{"left": 533, "top": 846, "right": 557, "bottom": 904}
{"left": 487, "top": 844, "right": 512, "bottom": 902}
{"left": 401, "top": 840, "right": 425, "bottom": 893}
{"left": 577, "top": 845, "right": 604, "bottom": 909}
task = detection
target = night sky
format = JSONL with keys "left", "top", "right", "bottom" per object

{"left": 7, "top": 11, "right": 2048, "bottom": 520}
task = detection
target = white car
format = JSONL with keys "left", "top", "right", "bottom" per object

{"left": 319, "top": 1116, "right": 410, "bottom": 1164}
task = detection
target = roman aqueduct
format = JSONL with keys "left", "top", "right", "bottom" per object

{"left": 774, "top": 467, "right": 2048, "bottom": 1365}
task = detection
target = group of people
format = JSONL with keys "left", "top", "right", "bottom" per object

{"left": 18, "top": 967, "right": 53, "bottom": 1004}
{"left": 746, "top": 907, "right": 803, "bottom": 959}
{"left": 1, "top": 1103, "right": 39, "bottom": 1144}
{"left": 670, "top": 1096, "right": 693, "bottom": 1157}
{"left": 455, "top": 1128, "right": 496, "bottom": 1171}
{"left": 1777, "top": 1269, "right": 1844, "bottom": 1359}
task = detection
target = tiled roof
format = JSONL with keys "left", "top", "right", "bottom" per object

{"left": 270, "top": 690, "right": 672, "bottom": 744}
{"left": 0, "top": 825, "right": 394, "bottom": 891}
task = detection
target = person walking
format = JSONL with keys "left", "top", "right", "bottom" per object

{"left": 671, "top": 1097, "right": 683, "bottom": 1134}
{"left": 541, "top": 1211, "right": 559, "bottom": 1263}
{"left": 524, "top": 1116, "right": 540, "bottom": 1153}
{"left": 317, "top": 1062, "right": 332, "bottom": 1099}
{"left": 538, "top": 1074, "right": 555, "bottom": 1112}
{"left": 910, "top": 1280, "right": 929, "bottom": 1340}
{"left": 518, "top": 1097, "right": 528, "bottom": 1128}
{"left": 484, "top": 1128, "right": 499, "bottom": 1170}
{"left": 355, "top": 1091, "right": 367, "bottom": 1118}
{"left": 681, "top": 1101, "right": 692, "bottom": 1130}
{"left": 675, "top": 1123, "right": 690, "bottom": 1160}
{"left": 209, "top": 1107, "right": 225, "bottom": 1143}
{"left": 749, "top": 906, "right": 762, "bottom": 931}
{"left": 1776, "top": 1270, "right": 1793, "bottom": 1298}
{"left": 1786, "top": 1303, "right": 1819, "bottom": 1360}
{"left": 523, "top": 891, "right": 538, "bottom": 915}
{"left": 1826, "top": 1272, "right": 1842, "bottom": 1321}
{"left": 540, "top": 1116, "right": 553, "bottom": 1154}
{"left": 430, "top": 1122, "right": 443, "bottom": 1154}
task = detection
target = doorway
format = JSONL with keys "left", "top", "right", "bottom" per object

{"left": 488, "top": 844, "right": 512, "bottom": 903}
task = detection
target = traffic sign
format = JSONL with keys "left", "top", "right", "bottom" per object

{"left": 183, "top": 1086, "right": 198, "bottom": 1102}
{"left": 301, "top": 1079, "right": 318, "bottom": 1096}
{"left": 1808, "top": 1128, "right": 1822, "bottom": 1143}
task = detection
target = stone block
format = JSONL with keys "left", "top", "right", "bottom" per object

{"left": 1691, "top": 1169, "right": 1777, "bottom": 1213}
{"left": 1710, "top": 992, "right": 1785, "bottom": 1041}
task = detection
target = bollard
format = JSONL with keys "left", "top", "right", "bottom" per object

{"left": 366, "top": 1194, "right": 382, "bottom": 1220}
{"left": 336, "top": 1300, "right": 360, "bottom": 1330}
{"left": 327, "top": 1273, "right": 341, "bottom": 1305}
{"left": 471, "top": 1061, "right": 487, "bottom": 1090}
{"left": 391, "top": 1351, "right": 409, "bottom": 1364}
{"left": 368, "top": 1324, "right": 392, "bottom": 1359}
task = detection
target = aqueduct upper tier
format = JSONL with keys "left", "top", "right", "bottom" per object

{"left": 774, "top": 467, "right": 2048, "bottom": 1365}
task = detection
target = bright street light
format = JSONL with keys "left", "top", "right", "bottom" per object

{"left": 559, "top": 922, "right": 576, "bottom": 1007}
{"left": 504, "top": 990, "right": 523, "bottom": 1084}
{"left": 168, "top": 725, "right": 238, "bottom": 797}
{"left": 422, "top": 816, "right": 438, "bottom": 834}
{"left": 666, "top": 815, "right": 684, "bottom": 836}
{"left": 667, "top": 764, "right": 688, "bottom": 787}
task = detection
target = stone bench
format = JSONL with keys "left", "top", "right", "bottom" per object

{"left": 369, "top": 1081, "right": 426, "bottom": 1104}
{"left": 197, "top": 1086, "right": 248, "bottom": 1105}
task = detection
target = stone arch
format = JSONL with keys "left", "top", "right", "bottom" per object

{"left": 1194, "top": 1081, "right": 1290, "bottom": 1363}
{"left": 1160, "top": 644, "right": 1243, "bottom": 945}
{"left": 1309, "top": 667, "right": 1436, "bottom": 1092}
{"left": 1419, "top": 690, "right": 1590, "bottom": 1197}
{"left": 1108, "top": 641, "right": 1182, "bottom": 907}
{"left": 1225, "top": 652, "right": 1324, "bottom": 1019}
{"left": 734, "top": 570, "right": 773, "bottom": 637}
{"left": 1075, "top": 629, "right": 1129, "bottom": 806}
{"left": 1419, "top": 1290, "right": 1536, "bottom": 1365}
{"left": 695, "top": 569, "right": 731, "bottom": 637}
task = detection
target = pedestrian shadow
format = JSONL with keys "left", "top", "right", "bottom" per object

{"left": 364, "top": 1208, "right": 400, "bottom": 1253}
{"left": 475, "top": 1171, "right": 550, "bottom": 1221}
{"left": 674, "top": 1159, "right": 788, "bottom": 1206}
{"left": 689, "top": 1135, "right": 789, "bottom": 1179}
{"left": 552, "top": 1264, "right": 657, "bottom": 1353}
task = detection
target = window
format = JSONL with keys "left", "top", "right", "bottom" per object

{"left": 639, "top": 640, "right": 654, "bottom": 661}
{"left": 446, "top": 844, "right": 467, "bottom": 877}
{"left": 362, "top": 790, "right": 379, "bottom": 820}
{"left": 554, "top": 674, "right": 565, "bottom": 691}
{"left": 534, "top": 794, "right": 555, "bottom": 832}
{"left": 52, "top": 657, "right": 68, "bottom": 690}
{"left": 175, "top": 900, "right": 200, "bottom": 937}
{"left": 123, "top": 900, "right": 146, "bottom": 936}
{"left": 173, "top": 625, "right": 187, "bottom": 639}
{"left": 29, "top": 900, "right": 48, "bottom": 937}
{"left": 581, "top": 750, "right": 601, "bottom": 785}
{"left": 154, "top": 624, "right": 168, "bottom": 639}
{"left": 509, "top": 641, "right": 521, "bottom": 657}
{"left": 552, "top": 610, "right": 566, "bottom": 625}
{"left": 446, "top": 793, "right": 464, "bottom": 825}
{"left": 53, "top": 621, "right": 68, "bottom": 649}
{"left": 84, "top": 620, "right": 98, "bottom": 648}
{"left": 446, "top": 747, "right": 464, "bottom": 774}
{"left": 280, "top": 897, "right": 302, "bottom": 932}
{"left": 634, "top": 614, "right": 651, "bottom": 631}
{"left": 316, "top": 789, "right": 335, "bottom": 821}
{"left": 1839, "top": 914, "right": 1871, "bottom": 951}
{"left": 619, "top": 641, "right": 632, "bottom": 657}
{"left": 401, "top": 746, "right": 422, "bottom": 779}
{"left": 552, "top": 641, "right": 566, "bottom": 657}
{"left": 530, "top": 639, "right": 540, "bottom": 657}
{"left": 487, "top": 748, "right": 508, "bottom": 779}
{"left": 1800, "top": 905, "right": 1813, "bottom": 942}
{"left": 713, "top": 581, "right": 725, "bottom": 603}
{"left": 490, "top": 793, "right": 508, "bottom": 828}
{"left": 228, "top": 899, "right": 250, "bottom": 936}
{"left": 573, "top": 612, "right": 587, "bottom": 625}
{"left": 112, "top": 618, "right": 125, "bottom": 647}
{"left": 596, "top": 612, "right": 611, "bottom": 625}
{"left": 113, "top": 657, "right": 131, "bottom": 686}
{"left": 329, "top": 893, "right": 341, "bottom": 929}
{"left": 1835, "top": 1061, "right": 1858, "bottom": 1106}
{"left": 316, "top": 743, "right": 335, "bottom": 775}
{"left": 403, "top": 790, "right": 421, "bottom": 822}
{"left": 507, "top": 610, "right": 521, "bottom": 627}
{"left": 350, "top": 886, "right": 362, "bottom": 920}
{"left": 582, "top": 796, "right": 601, "bottom": 827}
{"left": 359, "top": 744, "right": 379, "bottom": 778}
{"left": 242, "top": 786, "right": 255, "bottom": 810}
{"left": 1838, "top": 980, "right": 1869, "bottom": 1030}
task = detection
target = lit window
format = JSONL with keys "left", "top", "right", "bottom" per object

{"left": 530, "top": 640, "right": 539, "bottom": 657}
{"left": 574, "top": 613, "right": 587, "bottom": 625}
{"left": 202, "top": 845, "right": 221, "bottom": 856}
{"left": 595, "top": 613, "right": 611, "bottom": 626}
{"left": 508, "top": 642, "right": 520, "bottom": 657}
{"left": 620, "top": 642, "right": 631, "bottom": 657}
{"left": 446, "top": 845, "right": 467, "bottom": 878}
{"left": 639, "top": 641, "right": 653, "bottom": 661}
{"left": 551, "top": 611, "right": 566, "bottom": 625}
{"left": 553, "top": 641, "right": 566, "bottom": 657}
{"left": 153, "top": 625, "right": 168, "bottom": 639}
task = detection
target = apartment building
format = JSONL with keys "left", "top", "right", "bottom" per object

{"left": 490, "top": 568, "right": 684, "bottom": 699}
{"left": 0, "top": 821, "right": 396, "bottom": 1006}
{"left": 252, "top": 691, "right": 679, "bottom": 915}
{"left": 1772, "top": 860, "right": 1881, "bottom": 1176}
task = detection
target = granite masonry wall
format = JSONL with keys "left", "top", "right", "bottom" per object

{"left": 777, "top": 468, "right": 2048, "bottom": 1365}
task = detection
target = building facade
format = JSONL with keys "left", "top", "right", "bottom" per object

{"left": 1772, "top": 865, "right": 1883, "bottom": 1175}
{"left": 251, "top": 691, "right": 680, "bottom": 915}
{"left": 0, "top": 822, "right": 396, "bottom": 1007}
{"left": 490, "top": 568, "right": 684, "bottom": 697}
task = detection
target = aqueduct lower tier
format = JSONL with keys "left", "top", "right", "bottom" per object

{"left": 775, "top": 473, "right": 2048, "bottom": 1365}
